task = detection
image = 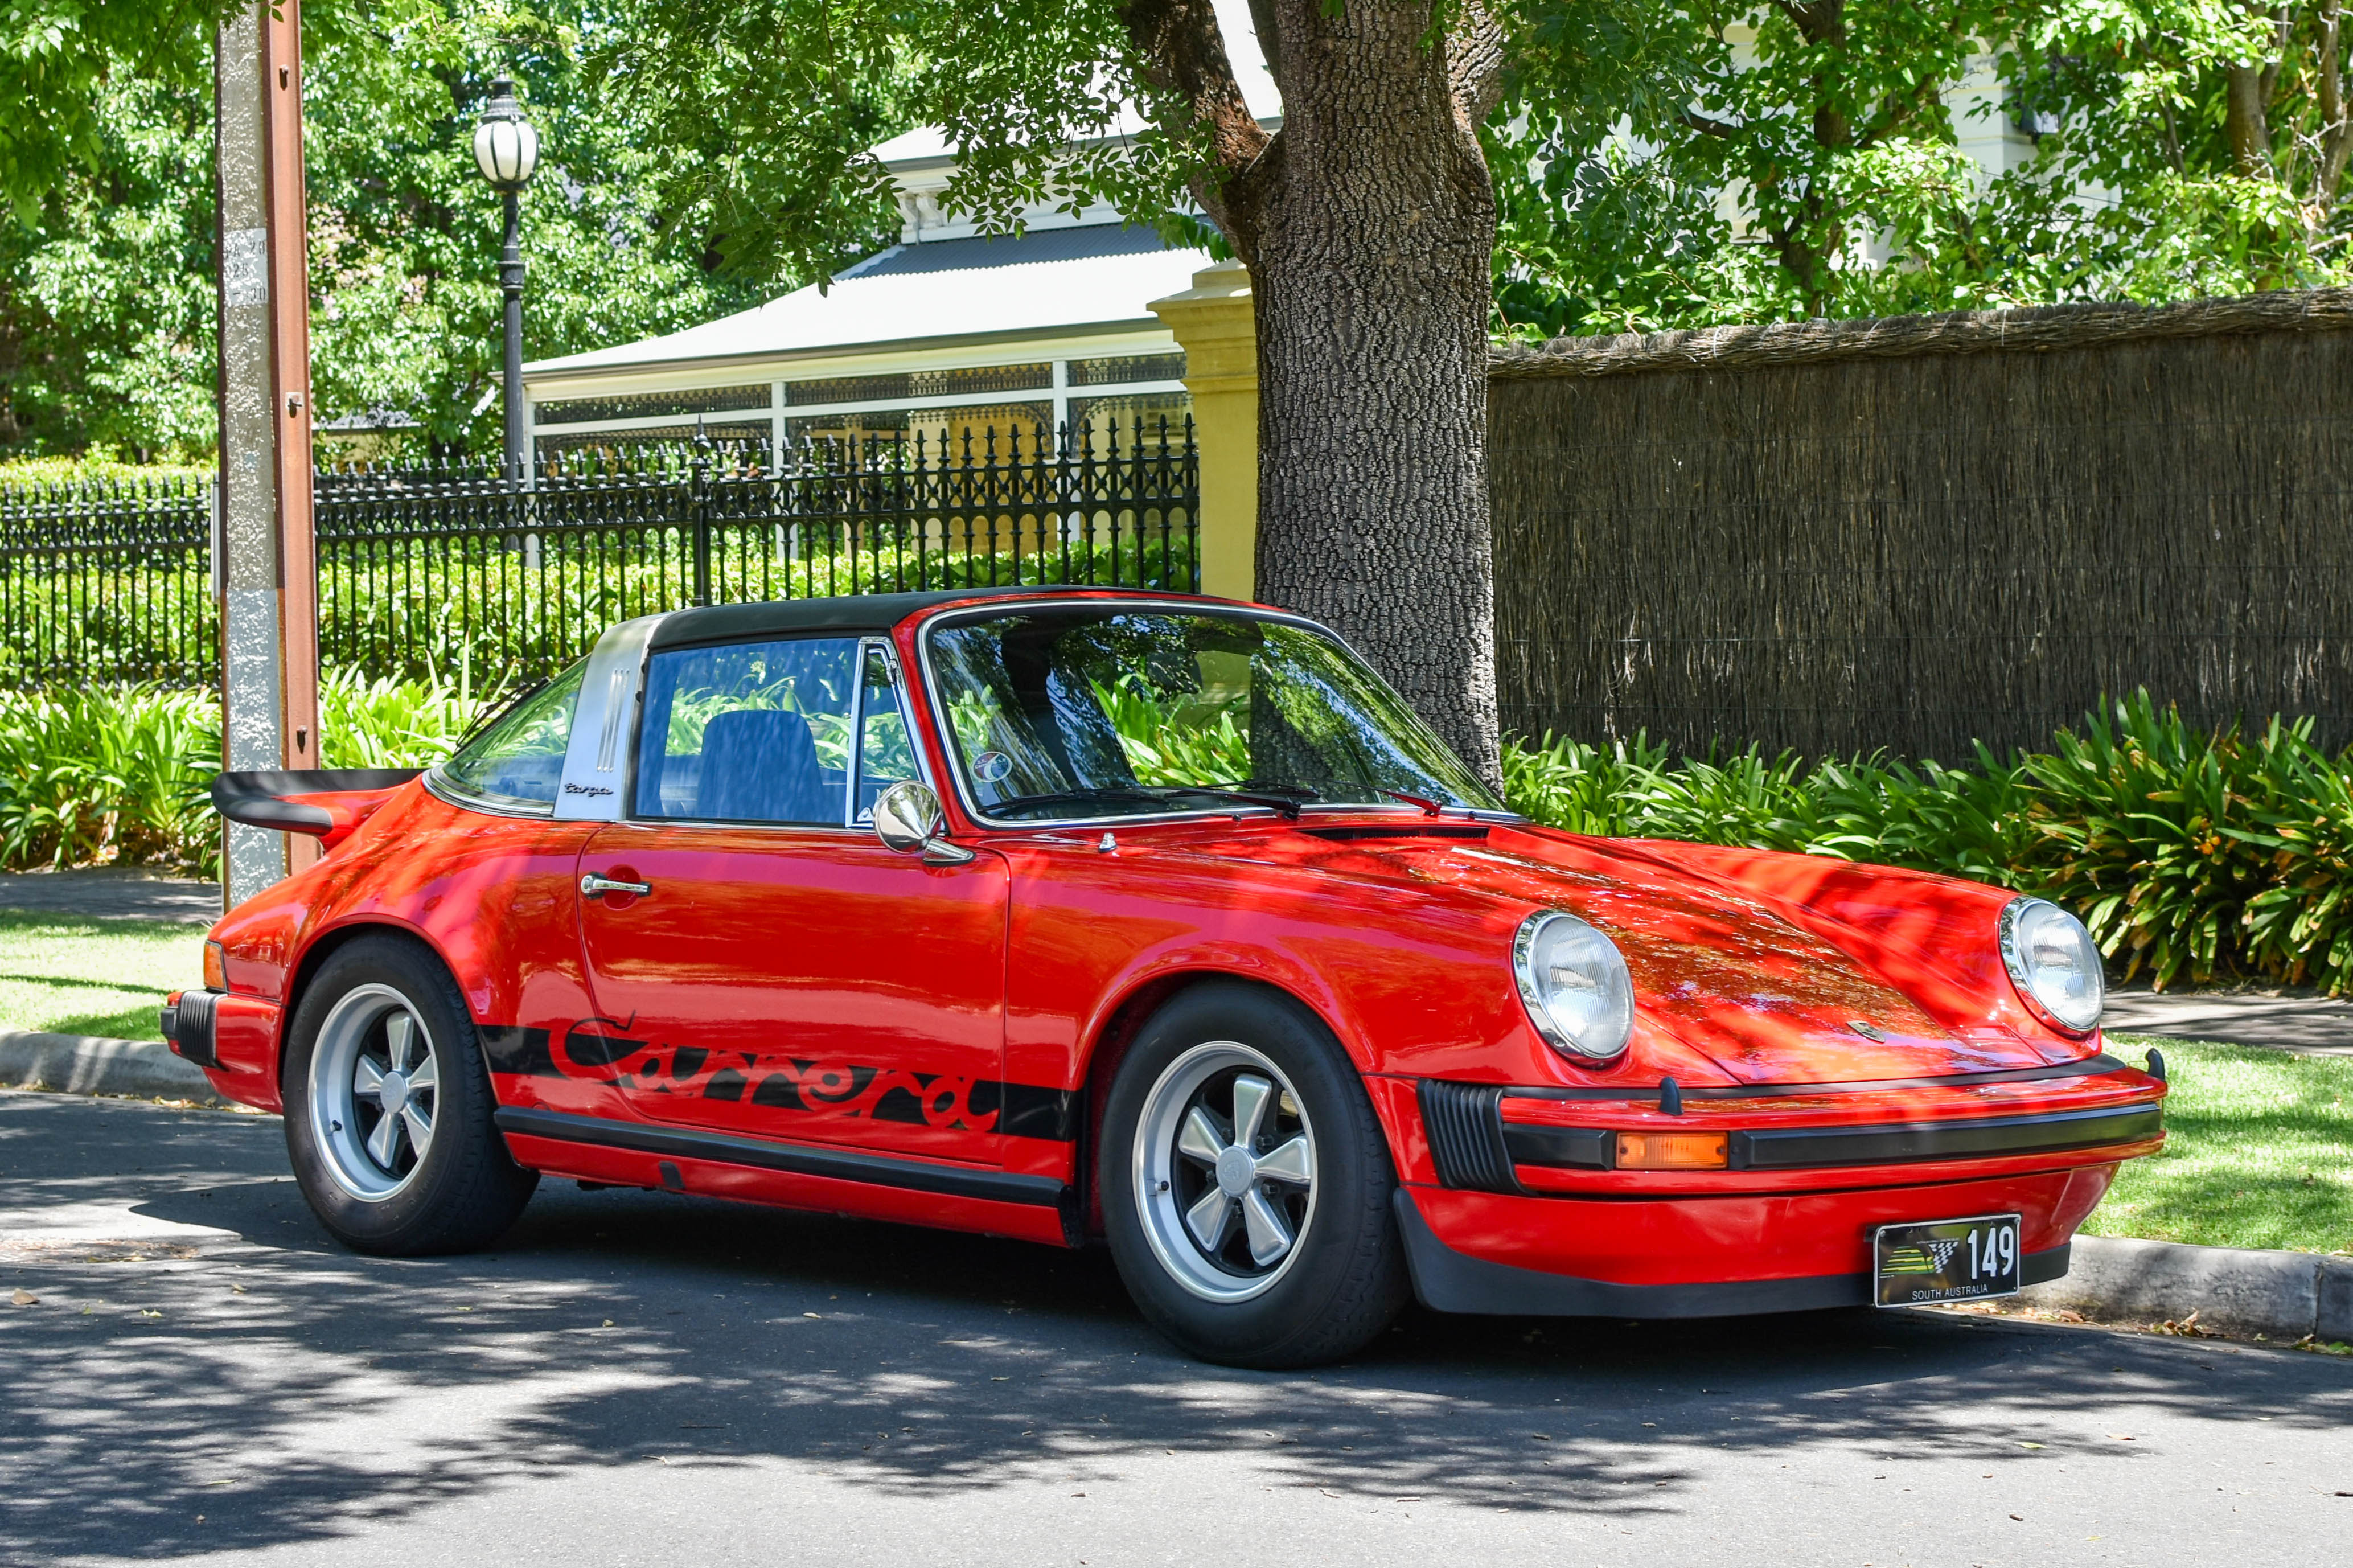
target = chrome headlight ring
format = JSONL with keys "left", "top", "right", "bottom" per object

{"left": 1999, "top": 896, "right": 2106, "bottom": 1036}
{"left": 1513, "top": 910, "right": 1636, "bottom": 1062}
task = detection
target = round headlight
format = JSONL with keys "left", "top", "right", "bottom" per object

{"left": 1999, "top": 897, "right": 2105, "bottom": 1035}
{"left": 1513, "top": 911, "right": 1635, "bottom": 1061}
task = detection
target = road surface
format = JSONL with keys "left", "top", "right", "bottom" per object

{"left": 3, "top": 1089, "right": 2347, "bottom": 1566}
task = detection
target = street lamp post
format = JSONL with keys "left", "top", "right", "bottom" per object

{"left": 473, "top": 78, "right": 539, "bottom": 483}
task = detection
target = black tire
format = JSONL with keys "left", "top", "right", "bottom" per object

{"left": 1099, "top": 980, "right": 1409, "bottom": 1368}
{"left": 282, "top": 933, "right": 537, "bottom": 1255}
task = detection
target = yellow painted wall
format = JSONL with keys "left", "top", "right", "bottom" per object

{"left": 1148, "top": 261, "right": 1258, "bottom": 602}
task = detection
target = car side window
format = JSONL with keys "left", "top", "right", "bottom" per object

{"left": 437, "top": 661, "right": 587, "bottom": 812}
{"left": 852, "top": 642, "right": 921, "bottom": 823}
{"left": 635, "top": 637, "right": 857, "bottom": 824}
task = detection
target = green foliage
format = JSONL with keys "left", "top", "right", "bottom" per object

{"left": 1504, "top": 692, "right": 2353, "bottom": 997}
{"left": 2, "top": 1, "right": 779, "bottom": 459}
{"left": 0, "top": 668, "right": 491, "bottom": 878}
{"left": 0, "top": 2, "right": 234, "bottom": 219}
{"left": 1490, "top": 2, "right": 2353, "bottom": 338}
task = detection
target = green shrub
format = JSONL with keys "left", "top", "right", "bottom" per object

{"left": 1504, "top": 691, "right": 2353, "bottom": 996}
{"left": 0, "top": 670, "right": 495, "bottom": 879}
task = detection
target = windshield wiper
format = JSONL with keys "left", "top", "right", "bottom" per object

{"left": 1143, "top": 785, "right": 1311, "bottom": 820}
{"left": 987, "top": 784, "right": 1316, "bottom": 820}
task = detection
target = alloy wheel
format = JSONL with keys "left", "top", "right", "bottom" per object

{"left": 1132, "top": 1041, "right": 1319, "bottom": 1303}
{"left": 307, "top": 983, "right": 441, "bottom": 1202}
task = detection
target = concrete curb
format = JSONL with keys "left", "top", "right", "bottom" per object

{"left": 2023, "top": 1233, "right": 2353, "bottom": 1344}
{"left": 0, "top": 1031, "right": 225, "bottom": 1105}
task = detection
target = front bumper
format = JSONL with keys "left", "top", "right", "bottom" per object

{"left": 1382, "top": 1058, "right": 2162, "bottom": 1314}
{"left": 1395, "top": 1188, "right": 2075, "bottom": 1316}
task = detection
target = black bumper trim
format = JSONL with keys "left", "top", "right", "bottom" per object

{"left": 1502, "top": 1054, "right": 2134, "bottom": 1102}
{"left": 1732, "top": 1103, "right": 2163, "bottom": 1170}
{"left": 1394, "top": 1189, "right": 2071, "bottom": 1317}
{"left": 494, "top": 1106, "right": 1067, "bottom": 1208}
{"left": 162, "top": 988, "right": 221, "bottom": 1070}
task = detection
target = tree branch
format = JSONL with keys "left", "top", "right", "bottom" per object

{"left": 1116, "top": 0, "right": 1273, "bottom": 252}
{"left": 2320, "top": 0, "right": 2351, "bottom": 199}
{"left": 1678, "top": 107, "right": 1743, "bottom": 139}
{"left": 1446, "top": 0, "right": 1508, "bottom": 128}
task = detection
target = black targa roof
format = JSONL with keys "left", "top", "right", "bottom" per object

{"left": 645, "top": 586, "right": 1226, "bottom": 650}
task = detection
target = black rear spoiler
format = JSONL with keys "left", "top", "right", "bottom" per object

{"left": 211, "top": 769, "right": 424, "bottom": 837}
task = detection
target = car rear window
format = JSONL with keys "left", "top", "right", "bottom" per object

{"left": 635, "top": 637, "right": 858, "bottom": 824}
{"left": 436, "top": 662, "right": 586, "bottom": 811}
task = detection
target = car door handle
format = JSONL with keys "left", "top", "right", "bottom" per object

{"left": 581, "top": 873, "right": 652, "bottom": 899}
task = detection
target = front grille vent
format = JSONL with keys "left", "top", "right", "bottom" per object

{"left": 1417, "top": 1079, "right": 1520, "bottom": 1193}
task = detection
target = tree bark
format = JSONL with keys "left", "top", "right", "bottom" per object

{"left": 1120, "top": 0, "right": 1505, "bottom": 786}
{"left": 2224, "top": 63, "right": 2271, "bottom": 175}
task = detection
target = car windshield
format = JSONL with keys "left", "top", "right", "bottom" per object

{"left": 925, "top": 606, "right": 1501, "bottom": 822}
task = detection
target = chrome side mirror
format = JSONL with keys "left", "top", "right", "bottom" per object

{"left": 872, "top": 781, "right": 974, "bottom": 865}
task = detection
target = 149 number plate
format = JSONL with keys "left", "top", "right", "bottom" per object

{"left": 1873, "top": 1214, "right": 2022, "bottom": 1306}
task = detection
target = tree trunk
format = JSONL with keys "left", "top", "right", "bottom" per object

{"left": 1119, "top": 0, "right": 1505, "bottom": 787}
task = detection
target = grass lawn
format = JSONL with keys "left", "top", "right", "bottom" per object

{"left": 2087, "top": 1033, "right": 2353, "bottom": 1255}
{"left": 0, "top": 910, "right": 207, "bottom": 1040}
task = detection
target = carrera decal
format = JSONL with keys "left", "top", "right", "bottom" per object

{"left": 482, "top": 1017, "right": 1080, "bottom": 1142}
{"left": 479, "top": 1025, "right": 554, "bottom": 1076}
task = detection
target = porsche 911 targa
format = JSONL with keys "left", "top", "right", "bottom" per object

{"left": 168, "top": 587, "right": 2165, "bottom": 1366}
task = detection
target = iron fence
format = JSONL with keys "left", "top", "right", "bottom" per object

{"left": 0, "top": 419, "right": 1197, "bottom": 686}
{"left": 0, "top": 474, "right": 215, "bottom": 684}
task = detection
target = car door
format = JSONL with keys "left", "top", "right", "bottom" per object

{"left": 576, "top": 631, "right": 1010, "bottom": 1166}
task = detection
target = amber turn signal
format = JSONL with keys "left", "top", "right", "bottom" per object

{"left": 1615, "top": 1131, "right": 1729, "bottom": 1170}
{"left": 203, "top": 939, "right": 228, "bottom": 992}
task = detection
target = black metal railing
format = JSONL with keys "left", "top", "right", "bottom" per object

{"left": 0, "top": 474, "right": 215, "bottom": 683}
{"left": 0, "top": 418, "right": 1198, "bottom": 685}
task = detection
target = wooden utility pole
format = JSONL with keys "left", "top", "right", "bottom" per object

{"left": 215, "top": 0, "right": 322, "bottom": 905}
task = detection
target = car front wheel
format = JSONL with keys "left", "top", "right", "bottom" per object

{"left": 283, "top": 934, "right": 537, "bottom": 1255}
{"left": 1100, "top": 982, "right": 1408, "bottom": 1367}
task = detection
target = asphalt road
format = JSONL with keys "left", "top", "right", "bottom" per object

{"left": 3, "top": 1090, "right": 2348, "bottom": 1568}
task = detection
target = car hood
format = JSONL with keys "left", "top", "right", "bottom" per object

{"left": 1201, "top": 821, "right": 2052, "bottom": 1085}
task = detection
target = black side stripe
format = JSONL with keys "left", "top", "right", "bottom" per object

{"left": 1500, "top": 1054, "right": 2134, "bottom": 1103}
{"left": 494, "top": 1106, "right": 1067, "bottom": 1208}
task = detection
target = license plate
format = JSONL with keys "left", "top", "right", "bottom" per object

{"left": 1872, "top": 1213, "right": 2022, "bottom": 1307}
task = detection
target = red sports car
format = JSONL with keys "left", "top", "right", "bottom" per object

{"left": 169, "top": 587, "right": 2163, "bottom": 1366}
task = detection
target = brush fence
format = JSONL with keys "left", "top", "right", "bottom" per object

{"left": 1487, "top": 289, "right": 2353, "bottom": 760}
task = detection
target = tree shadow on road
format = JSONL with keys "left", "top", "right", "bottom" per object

{"left": 3, "top": 1099, "right": 2348, "bottom": 1561}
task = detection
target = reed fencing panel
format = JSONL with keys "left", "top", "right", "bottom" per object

{"left": 1487, "top": 289, "right": 2353, "bottom": 759}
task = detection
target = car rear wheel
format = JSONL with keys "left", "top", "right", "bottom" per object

{"left": 1100, "top": 982, "right": 1408, "bottom": 1368}
{"left": 284, "top": 934, "right": 537, "bottom": 1255}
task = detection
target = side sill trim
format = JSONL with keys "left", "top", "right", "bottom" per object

{"left": 494, "top": 1106, "right": 1067, "bottom": 1208}
{"left": 1394, "top": 1189, "right": 2071, "bottom": 1317}
{"left": 1501, "top": 1054, "right": 2134, "bottom": 1102}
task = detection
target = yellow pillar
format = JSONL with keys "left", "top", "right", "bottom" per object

{"left": 1148, "top": 259, "right": 1257, "bottom": 601}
